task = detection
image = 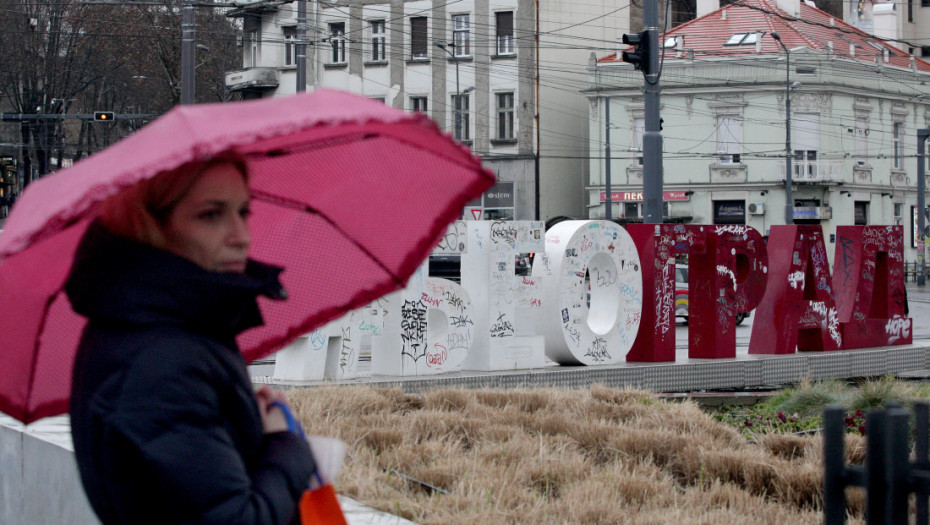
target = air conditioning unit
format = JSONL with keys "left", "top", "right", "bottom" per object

{"left": 748, "top": 202, "right": 765, "bottom": 215}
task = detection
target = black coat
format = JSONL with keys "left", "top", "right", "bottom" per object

{"left": 66, "top": 222, "right": 316, "bottom": 525}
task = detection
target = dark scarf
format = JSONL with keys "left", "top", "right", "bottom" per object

{"left": 65, "top": 221, "right": 286, "bottom": 342}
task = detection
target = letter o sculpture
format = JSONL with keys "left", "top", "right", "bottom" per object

{"left": 535, "top": 220, "right": 643, "bottom": 365}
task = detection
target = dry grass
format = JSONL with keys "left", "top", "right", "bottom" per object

{"left": 288, "top": 385, "right": 863, "bottom": 524}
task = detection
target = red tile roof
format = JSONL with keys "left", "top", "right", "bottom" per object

{"left": 600, "top": 0, "right": 930, "bottom": 73}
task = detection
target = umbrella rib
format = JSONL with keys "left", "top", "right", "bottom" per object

{"left": 251, "top": 190, "right": 405, "bottom": 287}
{"left": 23, "top": 291, "right": 60, "bottom": 423}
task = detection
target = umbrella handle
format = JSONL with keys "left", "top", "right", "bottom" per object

{"left": 271, "top": 400, "right": 327, "bottom": 487}
{"left": 269, "top": 400, "right": 306, "bottom": 439}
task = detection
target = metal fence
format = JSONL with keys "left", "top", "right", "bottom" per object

{"left": 904, "top": 262, "right": 930, "bottom": 282}
{"left": 824, "top": 402, "right": 930, "bottom": 524}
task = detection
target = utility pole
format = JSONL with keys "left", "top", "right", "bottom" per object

{"left": 919, "top": 129, "right": 929, "bottom": 286}
{"left": 771, "top": 32, "right": 794, "bottom": 225}
{"left": 296, "top": 0, "right": 307, "bottom": 92}
{"left": 181, "top": 0, "right": 196, "bottom": 104}
{"left": 604, "top": 98, "right": 612, "bottom": 221}
{"left": 621, "top": 0, "right": 662, "bottom": 224}
{"left": 534, "top": 0, "right": 540, "bottom": 221}
{"left": 640, "top": 0, "right": 662, "bottom": 224}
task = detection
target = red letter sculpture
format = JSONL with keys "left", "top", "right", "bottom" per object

{"left": 688, "top": 225, "right": 768, "bottom": 358}
{"left": 834, "top": 226, "right": 911, "bottom": 347}
{"left": 625, "top": 224, "right": 707, "bottom": 362}
{"left": 749, "top": 225, "right": 842, "bottom": 354}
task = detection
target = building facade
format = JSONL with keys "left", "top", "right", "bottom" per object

{"left": 844, "top": 0, "right": 930, "bottom": 59}
{"left": 225, "top": 0, "right": 626, "bottom": 222}
{"left": 585, "top": 0, "right": 930, "bottom": 265}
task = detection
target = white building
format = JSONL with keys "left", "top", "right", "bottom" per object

{"left": 225, "top": 0, "right": 626, "bottom": 222}
{"left": 844, "top": 0, "right": 930, "bottom": 59}
{"left": 585, "top": 0, "right": 930, "bottom": 266}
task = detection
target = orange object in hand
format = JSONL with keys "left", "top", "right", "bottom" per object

{"left": 300, "top": 484, "right": 348, "bottom": 525}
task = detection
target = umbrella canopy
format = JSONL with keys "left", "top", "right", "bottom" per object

{"left": 0, "top": 89, "right": 494, "bottom": 423}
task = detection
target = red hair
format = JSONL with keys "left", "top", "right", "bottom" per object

{"left": 98, "top": 153, "right": 249, "bottom": 248}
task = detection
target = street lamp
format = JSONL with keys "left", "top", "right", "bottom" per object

{"left": 771, "top": 32, "right": 797, "bottom": 225}
{"left": 434, "top": 41, "right": 473, "bottom": 141}
{"left": 197, "top": 44, "right": 227, "bottom": 102}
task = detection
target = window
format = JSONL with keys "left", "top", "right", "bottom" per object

{"left": 724, "top": 32, "right": 758, "bottom": 46}
{"left": 792, "top": 113, "right": 820, "bottom": 180}
{"left": 283, "top": 26, "right": 296, "bottom": 66}
{"left": 664, "top": 36, "right": 682, "bottom": 48}
{"left": 248, "top": 30, "right": 259, "bottom": 67}
{"left": 866, "top": 40, "right": 890, "bottom": 54}
{"left": 496, "top": 12, "right": 514, "bottom": 55}
{"left": 410, "top": 96, "right": 427, "bottom": 113}
{"left": 715, "top": 115, "right": 742, "bottom": 163}
{"left": 854, "top": 115, "right": 868, "bottom": 166}
{"left": 452, "top": 93, "right": 470, "bottom": 141}
{"left": 452, "top": 14, "right": 470, "bottom": 56}
{"left": 410, "top": 17, "right": 427, "bottom": 59}
{"left": 496, "top": 92, "right": 515, "bottom": 140}
{"left": 632, "top": 117, "right": 644, "bottom": 165}
{"left": 854, "top": 201, "right": 869, "bottom": 225}
{"left": 893, "top": 122, "right": 902, "bottom": 169}
{"left": 623, "top": 202, "right": 640, "bottom": 218}
{"left": 895, "top": 203, "right": 903, "bottom": 226}
{"left": 370, "top": 20, "right": 386, "bottom": 61}
{"left": 329, "top": 22, "right": 346, "bottom": 63}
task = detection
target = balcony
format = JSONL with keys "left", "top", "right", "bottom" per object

{"left": 225, "top": 68, "right": 279, "bottom": 92}
{"left": 779, "top": 159, "right": 843, "bottom": 184}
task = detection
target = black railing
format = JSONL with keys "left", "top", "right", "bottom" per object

{"left": 904, "top": 262, "right": 930, "bottom": 282}
{"left": 824, "top": 402, "right": 930, "bottom": 524}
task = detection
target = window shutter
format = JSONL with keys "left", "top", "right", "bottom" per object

{"left": 496, "top": 12, "right": 513, "bottom": 37}
{"left": 411, "top": 17, "right": 427, "bottom": 57}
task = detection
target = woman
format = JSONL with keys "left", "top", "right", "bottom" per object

{"left": 66, "top": 156, "right": 316, "bottom": 525}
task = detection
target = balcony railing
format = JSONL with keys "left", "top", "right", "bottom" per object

{"left": 779, "top": 160, "right": 843, "bottom": 183}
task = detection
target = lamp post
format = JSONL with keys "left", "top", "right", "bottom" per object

{"left": 181, "top": 0, "right": 195, "bottom": 104}
{"left": 771, "top": 32, "right": 794, "bottom": 225}
{"left": 434, "top": 41, "right": 471, "bottom": 141}
{"left": 197, "top": 44, "right": 227, "bottom": 102}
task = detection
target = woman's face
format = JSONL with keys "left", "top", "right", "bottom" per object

{"left": 161, "top": 162, "right": 251, "bottom": 273}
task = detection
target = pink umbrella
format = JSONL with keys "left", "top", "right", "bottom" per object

{"left": 0, "top": 89, "right": 494, "bottom": 423}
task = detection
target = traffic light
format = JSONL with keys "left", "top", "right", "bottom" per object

{"left": 621, "top": 31, "right": 653, "bottom": 75}
{"left": 94, "top": 111, "right": 115, "bottom": 122}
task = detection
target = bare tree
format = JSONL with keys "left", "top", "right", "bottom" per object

{"left": 0, "top": 0, "right": 240, "bottom": 188}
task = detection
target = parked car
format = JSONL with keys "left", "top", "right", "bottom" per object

{"left": 675, "top": 264, "right": 748, "bottom": 325}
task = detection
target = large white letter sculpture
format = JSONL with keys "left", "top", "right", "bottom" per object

{"left": 273, "top": 311, "right": 361, "bottom": 382}
{"left": 532, "top": 220, "right": 643, "bottom": 365}
{"left": 461, "top": 221, "right": 546, "bottom": 370}
{"left": 371, "top": 224, "right": 474, "bottom": 376}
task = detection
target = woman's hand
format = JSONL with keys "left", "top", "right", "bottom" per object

{"left": 255, "top": 386, "right": 290, "bottom": 434}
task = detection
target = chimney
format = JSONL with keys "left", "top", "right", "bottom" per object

{"left": 872, "top": 3, "right": 905, "bottom": 52}
{"left": 775, "top": 0, "right": 801, "bottom": 17}
{"left": 696, "top": 0, "right": 720, "bottom": 18}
